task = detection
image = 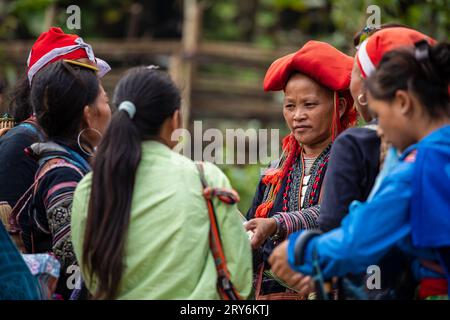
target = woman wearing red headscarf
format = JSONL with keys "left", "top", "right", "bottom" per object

{"left": 0, "top": 27, "right": 111, "bottom": 300}
{"left": 0, "top": 27, "right": 110, "bottom": 211}
{"left": 245, "top": 41, "right": 356, "bottom": 299}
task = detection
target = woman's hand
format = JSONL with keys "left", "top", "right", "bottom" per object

{"left": 269, "top": 240, "right": 315, "bottom": 296}
{"left": 244, "top": 218, "right": 277, "bottom": 249}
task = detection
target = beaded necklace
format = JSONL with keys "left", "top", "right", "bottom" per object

{"left": 281, "top": 145, "right": 331, "bottom": 212}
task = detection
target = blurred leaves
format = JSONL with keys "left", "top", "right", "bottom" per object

{"left": 0, "top": 0, "right": 448, "bottom": 209}
{"left": 203, "top": 0, "right": 449, "bottom": 49}
{"left": 220, "top": 163, "right": 261, "bottom": 214}
{"left": 1, "top": 0, "right": 447, "bottom": 44}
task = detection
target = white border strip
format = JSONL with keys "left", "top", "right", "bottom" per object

{"left": 357, "top": 39, "right": 376, "bottom": 78}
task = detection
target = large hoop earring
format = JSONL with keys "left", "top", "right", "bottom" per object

{"left": 77, "top": 128, "right": 102, "bottom": 157}
{"left": 357, "top": 93, "right": 368, "bottom": 106}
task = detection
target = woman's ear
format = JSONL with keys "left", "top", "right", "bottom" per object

{"left": 170, "top": 109, "right": 181, "bottom": 131}
{"left": 394, "top": 90, "right": 413, "bottom": 117}
{"left": 83, "top": 105, "right": 93, "bottom": 128}
{"left": 338, "top": 97, "right": 348, "bottom": 119}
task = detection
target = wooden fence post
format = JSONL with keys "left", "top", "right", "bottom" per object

{"left": 179, "top": 0, "right": 202, "bottom": 130}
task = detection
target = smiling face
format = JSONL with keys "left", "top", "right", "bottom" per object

{"left": 283, "top": 73, "right": 335, "bottom": 148}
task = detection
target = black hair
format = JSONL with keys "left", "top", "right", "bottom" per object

{"left": 365, "top": 42, "right": 450, "bottom": 119}
{"left": 8, "top": 74, "right": 32, "bottom": 123}
{"left": 83, "top": 66, "right": 181, "bottom": 299}
{"left": 30, "top": 60, "right": 100, "bottom": 141}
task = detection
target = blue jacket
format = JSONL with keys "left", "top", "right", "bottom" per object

{"left": 287, "top": 125, "right": 450, "bottom": 295}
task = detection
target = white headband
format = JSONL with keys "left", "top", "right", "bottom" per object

{"left": 118, "top": 101, "right": 136, "bottom": 119}
{"left": 357, "top": 39, "right": 376, "bottom": 78}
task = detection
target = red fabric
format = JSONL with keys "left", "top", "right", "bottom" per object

{"left": 27, "top": 27, "right": 89, "bottom": 73}
{"left": 418, "top": 278, "right": 448, "bottom": 299}
{"left": 263, "top": 40, "right": 354, "bottom": 92}
{"left": 357, "top": 27, "right": 436, "bottom": 78}
{"left": 255, "top": 134, "right": 300, "bottom": 219}
{"left": 263, "top": 40, "right": 356, "bottom": 139}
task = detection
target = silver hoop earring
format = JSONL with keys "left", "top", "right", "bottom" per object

{"left": 77, "top": 128, "right": 102, "bottom": 157}
{"left": 357, "top": 93, "right": 368, "bottom": 106}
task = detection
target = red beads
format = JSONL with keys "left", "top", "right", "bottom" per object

{"left": 282, "top": 164, "right": 295, "bottom": 212}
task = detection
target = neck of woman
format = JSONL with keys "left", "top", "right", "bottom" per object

{"left": 415, "top": 117, "right": 450, "bottom": 142}
{"left": 301, "top": 136, "right": 332, "bottom": 158}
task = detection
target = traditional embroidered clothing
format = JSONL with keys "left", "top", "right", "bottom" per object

{"left": 247, "top": 41, "right": 356, "bottom": 297}
{"left": 288, "top": 125, "right": 450, "bottom": 299}
{"left": 71, "top": 140, "right": 252, "bottom": 299}
{"left": 22, "top": 253, "right": 61, "bottom": 299}
{"left": 18, "top": 141, "right": 91, "bottom": 299}
{"left": 0, "top": 27, "right": 109, "bottom": 208}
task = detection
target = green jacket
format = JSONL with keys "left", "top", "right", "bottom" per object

{"left": 71, "top": 140, "right": 252, "bottom": 299}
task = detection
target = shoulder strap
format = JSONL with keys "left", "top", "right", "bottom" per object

{"left": 9, "top": 157, "right": 85, "bottom": 239}
{"left": 195, "top": 162, "right": 241, "bottom": 300}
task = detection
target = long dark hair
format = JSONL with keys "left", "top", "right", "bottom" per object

{"left": 83, "top": 66, "right": 181, "bottom": 299}
{"left": 30, "top": 60, "right": 100, "bottom": 140}
{"left": 365, "top": 42, "right": 450, "bottom": 120}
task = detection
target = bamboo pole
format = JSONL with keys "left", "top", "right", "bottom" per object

{"left": 43, "top": 4, "right": 57, "bottom": 33}
{"left": 179, "top": 0, "right": 202, "bottom": 130}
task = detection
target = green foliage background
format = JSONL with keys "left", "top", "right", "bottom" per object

{"left": 0, "top": 0, "right": 448, "bottom": 213}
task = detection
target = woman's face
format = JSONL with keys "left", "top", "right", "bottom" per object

{"left": 350, "top": 58, "right": 373, "bottom": 122}
{"left": 367, "top": 91, "right": 415, "bottom": 152}
{"left": 283, "top": 73, "right": 334, "bottom": 147}
{"left": 84, "top": 84, "right": 111, "bottom": 146}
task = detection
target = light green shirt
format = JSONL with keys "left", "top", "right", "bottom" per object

{"left": 71, "top": 140, "right": 252, "bottom": 299}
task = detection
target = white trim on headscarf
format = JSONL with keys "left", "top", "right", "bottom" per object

{"left": 27, "top": 37, "right": 110, "bottom": 83}
{"left": 357, "top": 39, "right": 376, "bottom": 78}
